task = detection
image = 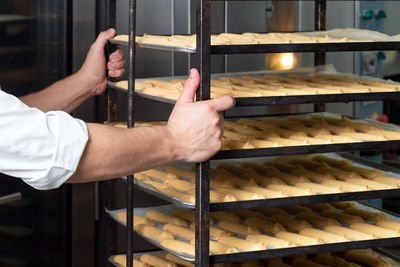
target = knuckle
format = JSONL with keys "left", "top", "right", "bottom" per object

{"left": 215, "top": 140, "right": 222, "bottom": 151}
{"left": 205, "top": 103, "right": 214, "bottom": 113}
{"left": 212, "top": 116, "right": 220, "bottom": 127}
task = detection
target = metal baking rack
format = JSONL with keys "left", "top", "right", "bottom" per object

{"left": 100, "top": 0, "right": 400, "bottom": 266}
{"left": 127, "top": 153, "right": 400, "bottom": 211}
{"left": 107, "top": 68, "right": 400, "bottom": 106}
{"left": 107, "top": 202, "right": 400, "bottom": 264}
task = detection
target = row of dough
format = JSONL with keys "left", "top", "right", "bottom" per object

{"left": 222, "top": 115, "right": 400, "bottom": 149}
{"left": 110, "top": 249, "right": 396, "bottom": 267}
{"left": 113, "top": 30, "right": 381, "bottom": 48}
{"left": 110, "top": 115, "right": 400, "bottom": 149}
{"left": 115, "top": 202, "right": 400, "bottom": 256}
{"left": 135, "top": 154, "right": 400, "bottom": 204}
{"left": 114, "top": 72, "right": 400, "bottom": 99}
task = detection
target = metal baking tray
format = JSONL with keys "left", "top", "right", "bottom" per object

{"left": 109, "top": 248, "right": 400, "bottom": 266}
{"left": 109, "top": 39, "right": 196, "bottom": 53}
{"left": 107, "top": 67, "right": 400, "bottom": 106}
{"left": 107, "top": 206, "right": 194, "bottom": 262}
{"left": 107, "top": 202, "right": 400, "bottom": 264}
{"left": 128, "top": 153, "right": 400, "bottom": 211}
{"left": 0, "top": 15, "right": 32, "bottom": 25}
{"left": 214, "top": 112, "right": 400, "bottom": 160}
{"left": 0, "top": 193, "right": 21, "bottom": 206}
{"left": 211, "top": 42, "right": 400, "bottom": 55}
{"left": 108, "top": 38, "right": 400, "bottom": 54}
{"left": 109, "top": 251, "right": 167, "bottom": 267}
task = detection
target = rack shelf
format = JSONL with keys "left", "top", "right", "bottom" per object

{"left": 109, "top": 39, "right": 400, "bottom": 54}
{"left": 108, "top": 81, "right": 400, "bottom": 107}
{"left": 213, "top": 141, "right": 400, "bottom": 160}
{"left": 108, "top": 202, "right": 400, "bottom": 264}
{"left": 110, "top": 248, "right": 400, "bottom": 267}
{"left": 209, "top": 239, "right": 400, "bottom": 264}
{"left": 129, "top": 153, "right": 400, "bottom": 211}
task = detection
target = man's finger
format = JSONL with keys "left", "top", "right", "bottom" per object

{"left": 107, "top": 60, "right": 125, "bottom": 71}
{"left": 109, "top": 48, "right": 124, "bottom": 62}
{"left": 176, "top": 69, "right": 200, "bottom": 105}
{"left": 205, "top": 95, "right": 235, "bottom": 112}
{"left": 109, "top": 69, "right": 125, "bottom": 78}
{"left": 92, "top": 28, "right": 116, "bottom": 52}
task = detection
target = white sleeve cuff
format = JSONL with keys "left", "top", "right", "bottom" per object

{"left": 0, "top": 90, "right": 89, "bottom": 190}
{"left": 22, "top": 111, "right": 89, "bottom": 190}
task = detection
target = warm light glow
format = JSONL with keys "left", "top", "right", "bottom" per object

{"left": 280, "top": 53, "right": 294, "bottom": 69}
{"left": 266, "top": 53, "right": 297, "bottom": 71}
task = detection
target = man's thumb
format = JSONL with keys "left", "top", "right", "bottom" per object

{"left": 92, "top": 28, "right": 116, "bottom": 51}
{"left": 176, "top": 69, "right": 200, "bottom": 105}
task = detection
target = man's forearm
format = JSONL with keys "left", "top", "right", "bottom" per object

{"left": 67, "top": 69, "right": 234, "bottom": 184}
{"left": 20, "top": 73, "right": 94, "bottom": 113}
{"left": 68, "top": 123, "right": 179, "bottom": 183}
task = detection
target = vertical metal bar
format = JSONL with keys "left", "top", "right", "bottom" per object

{"left": 106, "top": 0, "right": 117, "bottom": 123}
{"left": 353, "top": 1, "right": 360, "bottom": 117}
{"left": 314, "top": 0, "right": 326, "bottom": 112}
{"left": 314, "top": 0, "right": 326, "bottom": 65}
{"left": 127, "top": 0, "right": 136, "bottom": 266}
{"left": 188, "top": 0, "right": 192, "bottom": 73}
{"left": 195, "top": 163, "right": 210, "bottom": 267}
{"left": 354, "top": 1, "right": 361, "bottom": 76}
{"left": 106, "top": 4, "right": 118, "bottom": 199}
{"left": 171, "top": 0, "right": 175, "bottom": 76}
{"left": 196, "top": 0, "right": 211, "bottom": 266}
{"left": 224, "top": 1, "right": 228, "bottom": 73}
{"left": 103, "top": 1, "right": 118, "bottom": 266}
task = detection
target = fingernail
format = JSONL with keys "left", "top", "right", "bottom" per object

{"left": 190, "top": 69, "right": 195, "bottom": 77}
{"left": 108, "top": 28, "right": 114, "bottom": 33}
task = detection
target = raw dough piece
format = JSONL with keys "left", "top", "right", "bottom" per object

{"left": 323, "top": 225, "right": 374, "bottom": 241}
{"left": 218, "top": 220, "right": 260, "bottom": 236}
{"left": 275, "top": 231, "right": 323, "bottom": 246}
{"left": 163, "top": 224, "right": 195, "bottom": 240}
{"left": 217, "top": 236, "right": 265, "bottom": 252}
{"left": 350, "top": 223, "right": 400, "bottom": 238}
{"left": 161, "top": 240, "right": 195, "bottom": 256}
{"left": 246, "top": 234, "right": 294, "bottom": 248}
{"left": 145, "top": 210, "right": 188, "bottom": 226}
{"left": 299, "top": 228, "right": 349, "bottom": 243}
{"left": 135, "top": 224, "right": 174, "bottom": 241}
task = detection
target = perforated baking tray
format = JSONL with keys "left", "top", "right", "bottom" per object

{"left": 128, "top": 153, "right": 400, "bottom": 211}
{"left": 107, "top": 68, "right": 400, "bottom": 106}
{"left": 214, "top": 112, "right": 400, "bottom": 160}
{"left": 107, "top": 202, "right": 400, "bottom": 264}
{"left": 109, "top": 248, "right": 400, "bottom": 267}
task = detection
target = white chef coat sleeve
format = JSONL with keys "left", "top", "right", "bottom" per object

{"left": 0, "top": 89, "right": 89, "bottom": 190}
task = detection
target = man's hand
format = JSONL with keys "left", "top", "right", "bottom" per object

{"left": 167, "top": 69, "right": 235, "bottom": 162}
{"left": 78, "top": 28, "right": 125, "bottom": 96}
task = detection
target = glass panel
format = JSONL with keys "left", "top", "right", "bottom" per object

{"left": 0, "top": 1, "right": 69, "bottom": 266}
